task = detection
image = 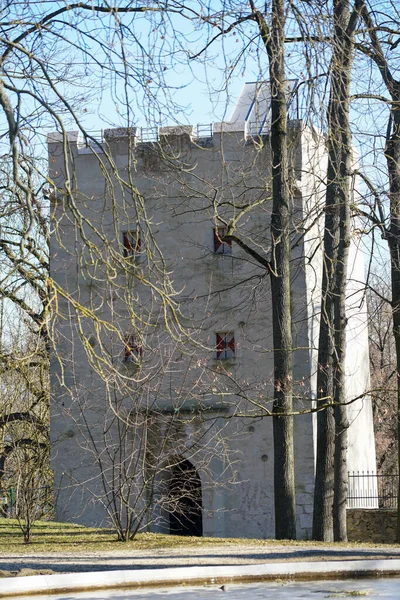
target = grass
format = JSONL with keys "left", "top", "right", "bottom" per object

{"left": 0, "top": 518, "right": 398, "bottom": 554}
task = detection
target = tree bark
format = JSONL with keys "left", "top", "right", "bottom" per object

{"left": 312, "top": 315, "right": 335, "bottom": 540}
{"left": 313, "top": 0, "right": 357, "bottom": 542}
{"left": 264, "top": 0, "right": 296, "bottom": 540}
{"left": 386, "top": 112, "right": 400, "bottom": 542}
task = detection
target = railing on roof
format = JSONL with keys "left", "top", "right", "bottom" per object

{"left": 77, "top": 131, "right": 104, "bottom": 147}
{"left": 246, "top": 121, "right": 269, "bottom": 137}
{"left": 347, "top": 471, "right": 398, "bottom": 509}
{"left": 193, "top": 123, "right": 213, "bottom": 139}
{"left": 78, "top": 107, "right": 311, "bottom": 148}
{"left": 138, "top": 126, "right": 159, "bottom": 142}
{"left": 79, "top": 124, "right": 214, "bottom": 147}
{"left": 138, "top": 124, "right": 213, "bottom": 143}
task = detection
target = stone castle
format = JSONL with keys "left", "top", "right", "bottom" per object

{"left": 49, "top": 83, "right": 376, "bottom": 539}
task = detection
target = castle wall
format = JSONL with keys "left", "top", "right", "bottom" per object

{"left": 49, "top": 121, "right": 375, "bottom": 539}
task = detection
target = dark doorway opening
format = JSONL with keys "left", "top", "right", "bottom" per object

{"left": 168, "top": 459, "right": 203, "bottom": 536}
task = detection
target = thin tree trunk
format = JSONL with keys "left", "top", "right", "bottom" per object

{"left": 313, "top": 0, "right": 358, "bottom": 542}
{"left": 312, "top": 314, "right": 335, "bottom": 540}
{"left": 386, "top": 113, "right": 400, "bottom": 542}
{"left": 356, "top": 0, "right": 400, "bottom": 544}
{"left": 332, "top": 143, "right": 351, "bottom": 540}
{"left": 255, "top": 0, "right": 296, "bottom": 540}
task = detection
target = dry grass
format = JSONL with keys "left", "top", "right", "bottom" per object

{"left": 0, "top": 519, "right": 397, "bottom": 554}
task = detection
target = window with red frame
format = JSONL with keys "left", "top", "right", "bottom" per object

{"left": 122, "top": 230, "right": 141, "bottom": 258}
{"left": 213, "top": 227, "right": 232, "bottom": 255}
{"left": 123, "top": 334, "right": 142, "bottom": 363}
{"left": 215, "top": 332, "right": 235, "bottom": 359}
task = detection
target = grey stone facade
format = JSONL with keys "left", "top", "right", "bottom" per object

{"left": 49, "top": 116, "right": 376, "bottom": 540}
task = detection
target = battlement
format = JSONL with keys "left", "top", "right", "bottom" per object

{"left": 47, "top": 124, "right": 212, "bottom": 147}
{"left": 47, "top": 79, "right": 304, "bottom": 151}
{"left": 47, "top": 117, "right": 306, "bottom": 158}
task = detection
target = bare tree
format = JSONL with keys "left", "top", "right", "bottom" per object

{"left": 367, "top": 273, "right": 397, "bottom": 475}
{"left": 0, "top": 328, "right": 49, "bottom": 541}
{"left": 249, "top": 0, "right": 296, "bottom": 540}
{"left": 0, "top": 0, "right": 379, "bottom": 542}
{"left": 312, "top": 0, "right": 363, "bottom": 542}
{"left": 0, "top": 1, "right": 218, "bottom": 539}
{"left": 0, "top": 156, "right": 50, "bottom": 540}
{"left": 350, "top": 0, "right": 400, "bottom": 539}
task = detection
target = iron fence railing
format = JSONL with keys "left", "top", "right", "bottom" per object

{"left": 347, "top": 471, "right": 398, "bottom": 509}
{"left": 78, "top": 124, "right": 214, "bottom": 147}
{"left": 194, "top": 123, "right": 213, "bottom": 139}
{"left": 138, "top": 126, "right": 160, "bottom": 142}
{"left": 134, "top": 124, "right": 214, "bottom": 143}
{"left": 78, "top": 111, "right": 318, "bottom": 147}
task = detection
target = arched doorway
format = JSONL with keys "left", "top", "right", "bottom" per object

{"left": 168, "top": 459, "right": 203, "bottom": 536}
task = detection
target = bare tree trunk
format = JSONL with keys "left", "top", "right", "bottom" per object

{"left": 332, "top": 157, "right": 351, "bottom": 540}
{"left": 312, "top": 305, "right": 335, "bottom": 540}
{"left": 253, "top": 0, "right": 296, "bottom": 540}
{"left": 386, "top": 113, "right": 400, "bottom": 542}
{"left": 355, "top": 0, "right": 400, "bottom": 541}
{"left": 313, "top": 0, "right": 358, "bottom": 542}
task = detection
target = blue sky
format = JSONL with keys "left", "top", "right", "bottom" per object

{"left": 0, "top": 0, "right": 395, "bottom": 218}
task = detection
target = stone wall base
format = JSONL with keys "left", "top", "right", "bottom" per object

{"left": 347, "top": 509, "right": 397, "bottom": 544}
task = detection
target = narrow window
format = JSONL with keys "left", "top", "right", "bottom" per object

{"left": 124, "top": 334, "right": 142, "bottom": 363}
{"left": 122, "top": 230, "right": 141, "bottom": 258}
{"left": 213, "top": 227, "right": 232, "bottom": 255}
{"left": 215, "top": 332, "right": 235, "bottom": 359}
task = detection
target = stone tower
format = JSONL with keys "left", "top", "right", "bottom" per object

{"left": 49, "top": 85, "right": 376, "bottom": 539}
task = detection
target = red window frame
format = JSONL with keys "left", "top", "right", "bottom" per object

{"left": 124, "top": 334, "right": 143, "bottom": 363}
{"left": 215, "top": 332, "right": 235, "bottom": 359}
{"left": 213, "top": 227, "right": 232, "bottom": 255}
{"left": 122, "top": 230, "right": 141, "bottom": 258}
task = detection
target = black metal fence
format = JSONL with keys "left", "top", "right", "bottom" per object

{"left": 347, "top": 471, "right": 398, "bottom": 509}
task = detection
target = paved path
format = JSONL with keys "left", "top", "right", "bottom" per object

{"left": 2, "top": 556, "right": 400, "bottom": 598}
{"left": 1, "top": 543, "right": 400, "bottom": 574}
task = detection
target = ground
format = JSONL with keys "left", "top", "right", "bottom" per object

{"left": 0, "top": 520, "right": 400, "bottom": 576}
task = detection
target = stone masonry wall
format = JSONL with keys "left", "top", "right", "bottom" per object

{"left": 347, "top": 509, "right": 397, "bottom": 544}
